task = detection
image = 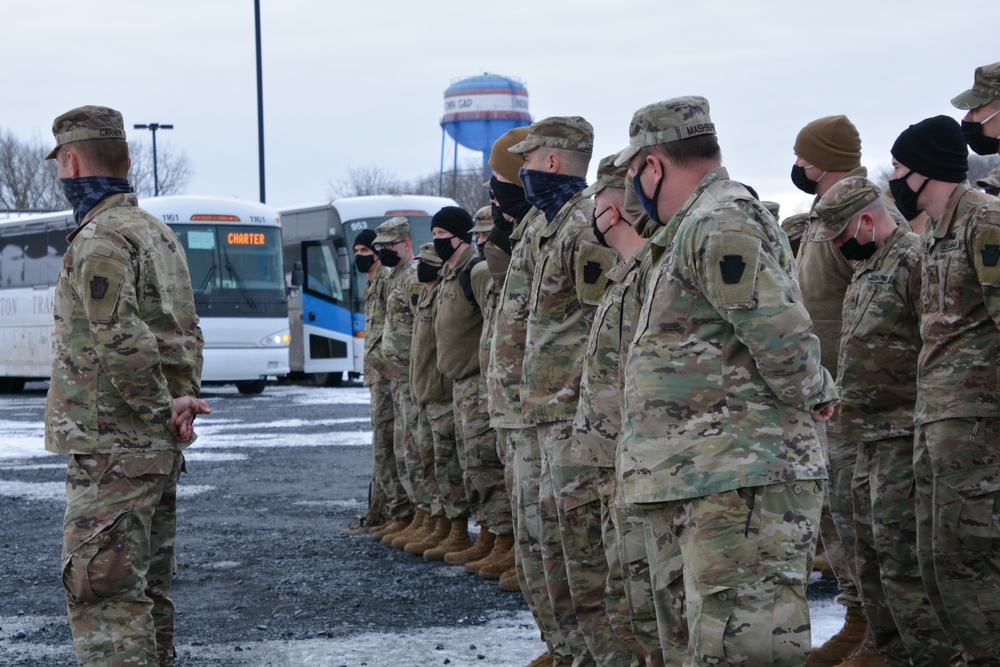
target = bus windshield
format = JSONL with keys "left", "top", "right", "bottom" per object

{"left": 171, "top": 224, "right": 285, "bottom": 316}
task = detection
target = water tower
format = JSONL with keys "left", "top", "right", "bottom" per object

{"left": 440, "top": 73, "right": 532, "bottom": 192}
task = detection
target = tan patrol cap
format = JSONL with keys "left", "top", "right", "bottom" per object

{"left": 581, "top": 152, "right": 628, "bottom": 198}
{"left": 615, "top": 96, "right": 715, "bottom": 167}
{"left": 473, "top": 206, "right": 493, "bottom": 233}
{"left": 46, "top": 105, "right": 127, "bottom": 160}
{"left": 781, "top": 212, "right": 810, "bottom": 240}
{"left": 508, "top": 116, "right": 594, "bottom": 156}
{"left": 762, "top": 201, "right": 780, "bottom": 219}
{"left": 811, "top": 176, "right": 881, "bottom": 242}
{"left": 951, "top": 61, "right": 1000, "bottom": 110}
{"left": 373, "top": 216, "right": 410, "bottom": 244}
{"left": 416, "top": 242, "right": 441, "bottom": 264}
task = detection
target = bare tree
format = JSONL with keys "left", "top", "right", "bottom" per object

{"left": 328, "top": 166, "right": 407, "bottom": 198}
{"left": 0, "top": 128, "right": 66, "bottom": 211}
{"left": 128, "top": 140, "right": 193, "bottom": 198}
{"left": 412, "top": 166, "right": 489, "bottom": 213}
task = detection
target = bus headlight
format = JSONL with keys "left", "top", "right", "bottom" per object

{"left": 260, "top": 330, "right": 291, "bottom": 347}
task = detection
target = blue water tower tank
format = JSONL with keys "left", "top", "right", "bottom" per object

{"left": 440, "top": 73, "right": 532, "bottom": 184}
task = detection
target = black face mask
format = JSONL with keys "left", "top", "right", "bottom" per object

{"left": 491, "top": 176, "right": 533, "bottom": 224}
{"left": 790, "top": 164, "right": 823, "bottom": 195}
{"left": 591, "top": 206, "right": 613, "bottom": 248}
{"left": 838, "top": 219, "right": 877, "bottom": 262}
{"left": 378, "top": 247, "right": 401, "bottom": 268}
{"left": 433, "top": 236, "right": 459, "bottom": 263}
{"left": 355, "top": 253, "right": 376, "bottom": 273}
{"left": 961, "top": 116, "right": 1000, "bottom": 156}
{"left": 888, "top": 170, "right": 928, "bottom": 222}
{"left": 416, "top": 261, "right": 441, "bottom": 283}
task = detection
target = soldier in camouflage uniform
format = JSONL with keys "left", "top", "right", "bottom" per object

{"left": 812, "top": 177, "right": 953, "bottom": 666}
{"left": 370, "top": 217, "right": 422, "bottom": 544}
{"left": 574, "top": 153, "right": 679, "bottom": 666}
{"left": 511, "top": 117, "right": 629, "bottom": 666}
{"left": 44, "top": 105, "right": 209, "bottom": 667}
{"left": 399, "top": 243, "right": 460, "bottom": 554}
{"left": 617, "top": 97, "right": 838, "bottom": 666}
{"left": 487, "top": 126, "right": 577, "bottom": 666}
{"left": 891, "top": 113, "right": 1000, "bottom": 665}
{"left": 430, "top": 207, "right": 513, "bottom": 573}
{"left": 353, "top": 229, "right": 395, "bottom": 533}
{"left": 780, "top": 212, "right": 809, "bottom": 259}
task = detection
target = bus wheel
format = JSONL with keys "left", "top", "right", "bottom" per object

{"left": 235, "top": 379, "right": 267, "bottom": 395}
{"left": 0, "top": 378, "right": 25, "bottom": 393}
{"left": 312, "top": 372, "right": 343, "bottom": 387}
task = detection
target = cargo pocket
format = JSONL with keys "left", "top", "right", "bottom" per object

{"left": 934, "top": 466, "right": 1000, "bottom": 554}
{"left": 62, "top": 509, "right": 137, "bottom": 603}
{"left": 691, "top": 583, "right": 740, "bottom": 664}
{"left": 559, "top": 482, "right": 604, "bottom": 558}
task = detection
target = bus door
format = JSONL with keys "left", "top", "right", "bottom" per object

{"left": 299, "top": 240, "right": 353, "bottom": 377}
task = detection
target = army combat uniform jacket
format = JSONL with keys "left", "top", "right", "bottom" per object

{"left": 620, "top": 168, "right": 837, "bottom": 504}
{"left": 521, "top": 192, "right": 617, "bottom": 426}
{"left": 377, "top": 259, "right": 420, "bottom": 384}
{"left": 837, "top": 227, "right": 922, "bottom": 442}
{"left": 45, "top": 193, "right": 204, "bottom": 455}
{"left": 918, "top": 183, "right": 1000, "bottom": 425}
{"left": 362, "top": 266, "right": 390, "bottom": 387}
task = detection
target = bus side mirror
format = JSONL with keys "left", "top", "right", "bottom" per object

{"left": 291, "top": 261, "right": 304, "bottom": 287}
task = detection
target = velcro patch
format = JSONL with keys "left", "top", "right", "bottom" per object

{"left": 706, "top": 233, "right": 761, "bottom": 309}
{"left": 975, "top": 226, "right": 1000, "bottom": 285}
{"left": 80, "top": 256, "right": 126, "bottom": 323}
{"left": 575, "top": 242, "right": 617, "bottom": 305}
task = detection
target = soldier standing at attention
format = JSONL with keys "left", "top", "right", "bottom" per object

{"left": 352, "top": 229, "right": 396, "bottom": 533}
{"left": 892, "top": 114, "right": 1000, "bottom": 665}
{"left": 370, "top": 217, "right": 421, "bottom": 545}
{"left": 44, "top": 105, "right": 209, "bottom": 667}
{"left": 511, "top": 117, "right": 628, "bottom": 666}
{"left": 431, "top": 207, "right": 513, "bottom": 573}
{"left": 812, "top": 177, "right": 952, "bottom": 666}
{"left": 487, "top": 126, "right": 576, "bottom": 667}
{"left": 617, "top": 97, "right": 838, "bottom": 666}
{"left": 573, "top": 153, "right": 679, "bottom": 666}
{"left": 398, "top": 243, "right": 460, "bottom": 555}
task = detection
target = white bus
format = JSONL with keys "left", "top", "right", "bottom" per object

{"left": 0, "top": 195, "right": 290, "bottom": 395}
{"left": 279, "top": 195, "right": 458, "bottom": 386}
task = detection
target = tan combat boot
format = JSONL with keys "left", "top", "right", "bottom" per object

{"left": 498, "top": 568, "right": 520, "bottom": 592}
{"left": 404, "top": 516, "right": 450, "bottom": 555}
{"left": 832, "top": 634, "right": 893, "bottom": 667}
{"left": 806, "top": 606, "right": 867, "bottom": 666}
{"left": 388, "top": 508, "right": 428, "bottom": 548}
{"left": 395, "top": 509, "right": 436, "bottom": 550}
{"left": 423, "top": 518, "right": 473, "bottom": 561}
{"left": 476, "top": 534, "right": 515, "bottom": 579}
{"left": 370, "top": 517, "right": 410, "bottom": 542}
{"left": 525, "top": 652, "right": 554, "bottom": 667}
{"left": 445, "top": 527, "right": 495, "bottom": 565}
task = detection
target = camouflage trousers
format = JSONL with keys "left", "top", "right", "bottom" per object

{"left": 819, "top": 426, "right": 862, "bottom": 608}
{"left": 371, "top": 379, "right": 411, "bottom": 521}
{"left": 427, "top": 399, "right": 468, "bottom": 519}
{"left": 507, "top": 425, "right": 574, "bottom": 665}
{"left": 850, "top": 437, "right": 952, "bottom": 666}
{"left": 414, "top": 400, "right": 449, "bottom": 515}
{"left": 389, "top": 379, "right": 420, "bottom": 512}
{"left": 915, "top": 417, "right": 1000, "bottom": 666}
{"left": 454, "top": 374, "right": 511, "bottom": 534}
{"left": 543, "top": 421, "right": 632, "bottom": 667}
{"left": 62, "top": 451, "right": 183, "bottom": 667}
{"left": 607, "top": 494, "right": 682, "bottom": 666}
{"left": 639, "top": 481, "right": 823, "bottom": 667}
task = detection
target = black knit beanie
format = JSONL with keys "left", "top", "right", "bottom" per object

{"left": 431, "top": 206, "right": 473, "bottom": 243}
{"left": 891, "top": 115, "right": 968, "bottom": 183}
{"left": 355, "top": 229, "right": 377, "bottom": 251}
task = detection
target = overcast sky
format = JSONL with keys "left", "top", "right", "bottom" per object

{"left": 2, "top": 1, "right": 996, "bottom": 216}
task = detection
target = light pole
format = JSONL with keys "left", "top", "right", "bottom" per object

{"left": 133, "top": 122, "right": 173, "bottom": 196}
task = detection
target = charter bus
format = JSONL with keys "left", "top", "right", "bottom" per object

{"left": 0, "top": 195, "right": 290, "bottom": 395}
{"left": 279, "top": 195, "right": 458, "bottom": 386}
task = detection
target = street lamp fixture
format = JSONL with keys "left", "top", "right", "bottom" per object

{"left": 133, "top": 122, "right": 173, "bottom": 196}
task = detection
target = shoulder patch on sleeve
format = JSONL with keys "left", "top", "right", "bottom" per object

{"left": 706, "top": 233, "right": 761, "bottom": 310}
{"left": 575, "top": 243, "right": 618, "bottom": 305}
{"left": 974, "top": 224, "right": 1000, "bottom": 285}
{"left": 80, "top": 255, "right": 127, "bottom": 323}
